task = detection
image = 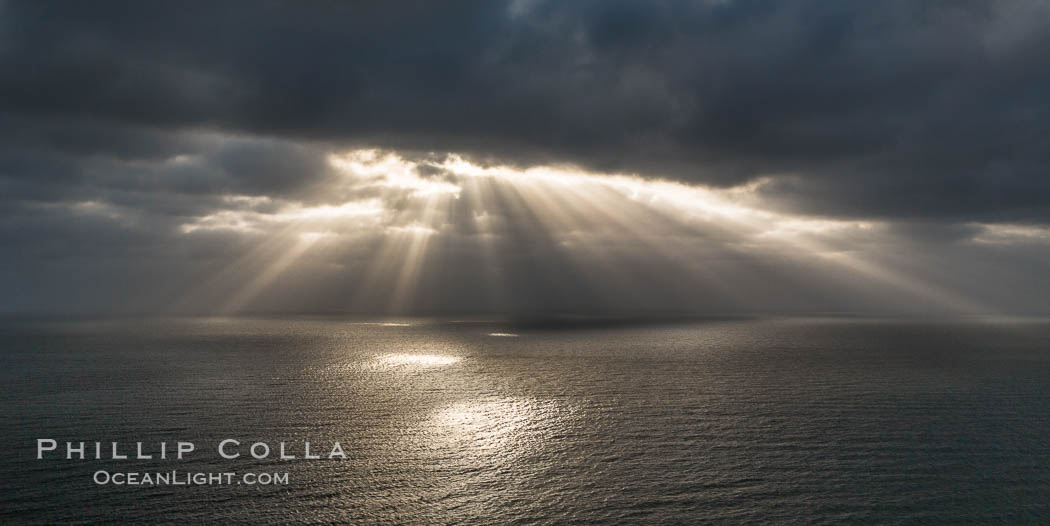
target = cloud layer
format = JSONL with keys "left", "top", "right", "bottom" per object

{"left": 2, "top": 1, "right": 1049, "bottom": 315}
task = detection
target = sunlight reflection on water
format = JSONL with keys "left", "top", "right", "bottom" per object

{"left": 377, "top": 353, "right": 461, "bottom": 367}
{"left": 428, "top": 398, "right": 539, "bottom": 452}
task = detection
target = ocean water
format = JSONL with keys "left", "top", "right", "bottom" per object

{"left": 1, "top": 316, "right": 1048, "bottom": 524}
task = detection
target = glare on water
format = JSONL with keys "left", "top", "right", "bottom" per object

{"left": 429, "top": 398, "right": 535, "bottom": 451}
{"left": 376, "top": 353, "right": 461, "bottom": 367}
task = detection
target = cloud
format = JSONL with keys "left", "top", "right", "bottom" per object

{"left": 5, "top": 147, "right": 1048, "bottom": 315}
{"left": 1, "top": 1, "right": 1049, "bottom": 314}
{"left": 2, "top": 1, "right": 1048, "bottom": 220}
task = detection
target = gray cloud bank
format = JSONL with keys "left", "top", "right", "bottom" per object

{"left": 2, "top": 0, "right": 1049, "bottom": 315}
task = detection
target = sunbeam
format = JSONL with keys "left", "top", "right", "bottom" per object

{"left": 169, "top": 148, "right": 996, "bottom": 315}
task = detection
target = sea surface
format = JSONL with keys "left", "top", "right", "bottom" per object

{"left": 1, "top": 316, "right": 1048, "bottom": 524}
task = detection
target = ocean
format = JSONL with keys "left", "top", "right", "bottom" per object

{"left": 1, "top": 316, "right": 1048, "bottom": 524}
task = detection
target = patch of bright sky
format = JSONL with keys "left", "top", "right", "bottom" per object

{"left": 174, "top": 148, "right": 1046, "bottom": 254}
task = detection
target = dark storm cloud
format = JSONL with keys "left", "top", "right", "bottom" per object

{"left": 2, "top": 0, "right": 1050, "bottom": 316}
{"left": 2, "top": 0, "right": 1049, "bottom": 221}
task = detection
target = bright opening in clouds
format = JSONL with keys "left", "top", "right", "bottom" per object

{"left": 134, "top": 147, "right": 1050, "bottom": 316}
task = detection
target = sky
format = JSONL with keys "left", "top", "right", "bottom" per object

{"left": 2, "top": 0, "right": 1049, "bottom": 316}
